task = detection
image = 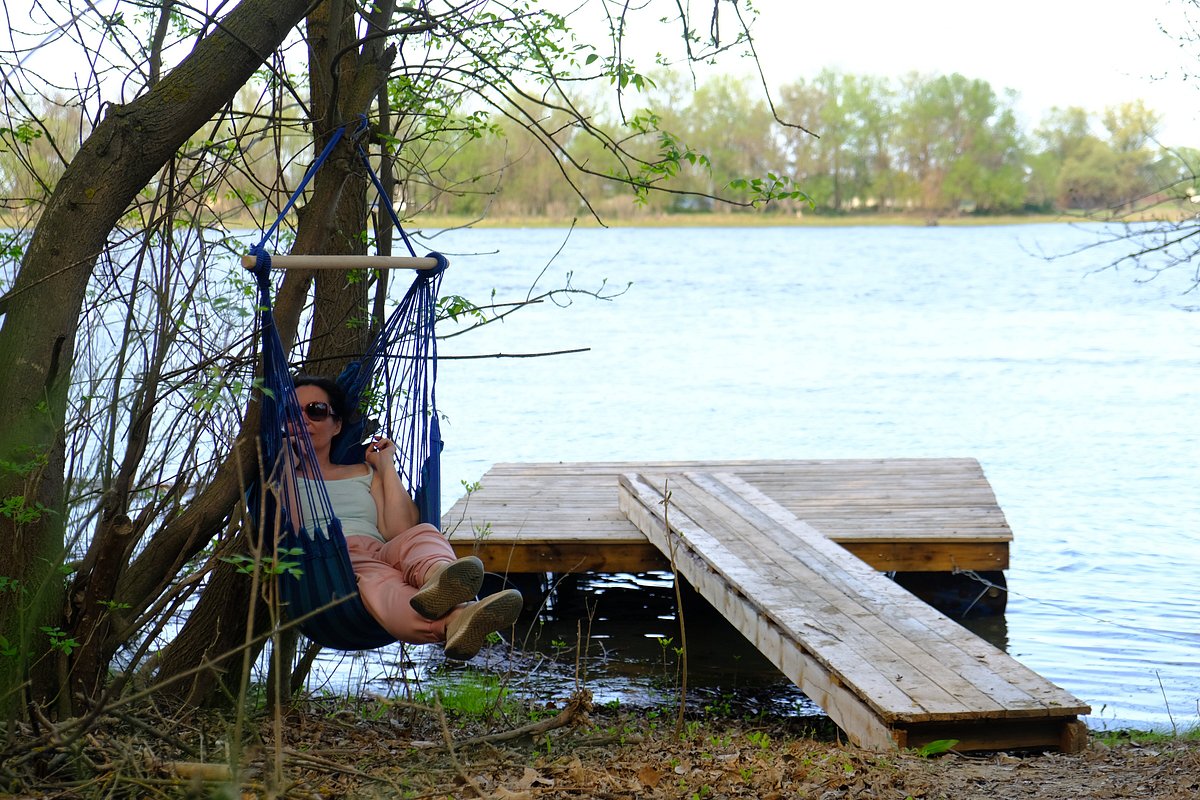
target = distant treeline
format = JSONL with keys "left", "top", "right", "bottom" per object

{"left": 4, "top": 69, "right": 1194, "bottom": 227}
{"left": 400, "top": 69, "right": 1199, "bottom": 220}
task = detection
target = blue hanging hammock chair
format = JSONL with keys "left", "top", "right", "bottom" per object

{"left": 247, "top": 121, "right": 447, "bottom": 650}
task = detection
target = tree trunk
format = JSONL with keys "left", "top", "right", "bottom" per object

{"left": 0, "top": 0, "right": 316, "bottom": 723}
{"left": 152, "top": 542, "right": 274, "bottom": 707}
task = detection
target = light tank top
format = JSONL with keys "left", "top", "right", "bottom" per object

{"left": 300, "top": 467, "right": 383, "bottom": 542}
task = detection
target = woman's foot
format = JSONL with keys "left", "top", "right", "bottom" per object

{"left": 443, "top": 589, "right": 523, "bottom": 661}
{"left": 410, "top": 556, "right": 485, "bottom": 620}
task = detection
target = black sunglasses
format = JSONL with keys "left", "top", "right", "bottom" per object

{"left": 302, "top": 401, "right": 337, "bottom": 422}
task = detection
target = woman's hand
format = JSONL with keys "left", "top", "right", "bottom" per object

{"left": 364, "top": 434, "right": 419, "bottom": 537}
{"left": 364, "top": 435, "right": 398, "bottom": 472}
{"left": 282, "top": 433, "right": 305, "bottom": 474}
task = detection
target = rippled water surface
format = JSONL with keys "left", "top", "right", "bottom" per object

{"left": 331, "top": 223, "right": 1199, "bottom": 732}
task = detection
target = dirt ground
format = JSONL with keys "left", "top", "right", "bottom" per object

{"left": 5, "top": 693, "right": 1198, "bottom": 799}
{"left": 454, "top": 732, "right": 1200, "bottom": 800}
{"left": 304, "top": 710, "right": 1198, "bottom": 800}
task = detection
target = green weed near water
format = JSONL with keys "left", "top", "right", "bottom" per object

{"left": 1096, "top": 723, "right": 1200, "bottom": 748}
{"left": 415, "top": 672, "right": 518, "bottom": 718}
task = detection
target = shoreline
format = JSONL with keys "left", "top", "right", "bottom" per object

{"left": 392, "top": 210, "right": 1188, "bottom": 230}
{"left": 4, "top": 209, "right": 1186, "bottom": 235}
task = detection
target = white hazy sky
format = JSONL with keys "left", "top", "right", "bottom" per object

{"left": 735, "top": 0, "right": 1200, "bottom": 146}
{"left": 7, "top": 1, "right": 1200, "bottom": 145}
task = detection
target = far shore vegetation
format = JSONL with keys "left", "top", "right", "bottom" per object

{"left": 3, "top": 70, "right": 1197, "bottom": 239}
{"left": 3, "top": 207, "right": 1194, "bottom": 234}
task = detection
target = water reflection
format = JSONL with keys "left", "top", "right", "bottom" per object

{"left": 324, "top": 569, "right": 1013, "bottom": 720}
{"left": 477, "top": 570, "right": 1010, "bottom": 717}
{"left": 307, "top": 566, "right": 1014, "bottom": 722}
{"left": 500, "top": 571, "right": 822, "bottom": 716}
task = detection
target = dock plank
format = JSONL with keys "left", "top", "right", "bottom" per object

{"left": 683, "top": 473, "right": 1049, "bottom": 718}
{"left": 651, "top": 473, "right": 1007, "bottom": 720}
{"left": 617, "top": 471, "right": 1089, "bottom": 752}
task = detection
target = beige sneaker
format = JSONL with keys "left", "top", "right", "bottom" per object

{"left": 443, "top": 589, "right": 523, "bottom": 661}
{"left": 410, "top": 556, "right": 484, "bottom": 620}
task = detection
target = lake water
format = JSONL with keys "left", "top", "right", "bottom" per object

{"left": 332, "top": 222, "right": 1199, "bottom": 733}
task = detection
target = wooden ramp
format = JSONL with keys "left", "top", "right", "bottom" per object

{"left": 618, "top": 471, "right": 1090, "bottom": 753}
{"left": 444, "top": 458, "right": 1011, "bottom": 574}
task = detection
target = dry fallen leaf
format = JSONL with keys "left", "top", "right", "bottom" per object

{"left": 490, "top": 789, "right": 532, "bottom": 800}
{"left": 637, "top": 764, "right": 664, "bottom": 788}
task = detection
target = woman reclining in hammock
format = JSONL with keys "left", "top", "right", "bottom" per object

{"left": 284, "top": 374, "right": 522, "bottom": 660}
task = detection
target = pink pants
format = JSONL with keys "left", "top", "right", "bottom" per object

{"left": 346, "top": 523, "right": 456, "bottom": 643}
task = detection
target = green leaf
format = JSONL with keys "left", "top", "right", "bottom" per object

{"left": 0, "top": 634, "right": 18, "bottom": 658}
{"left": 916, "top": 739, "right": 959, "bottom": 757}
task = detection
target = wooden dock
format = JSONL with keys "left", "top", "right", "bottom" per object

{"left": 444, "top": 458, "right": 1011, "bottom": 574}
{"left": 442, "top": 457, "right": 1089, "bottom": 752}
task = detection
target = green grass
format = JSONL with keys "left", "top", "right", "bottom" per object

{"left": 1095, "top": 722, "right": 1200, "bottom": 748}
{"left": 414, "top": 671, "right": 517, "bottom": 717}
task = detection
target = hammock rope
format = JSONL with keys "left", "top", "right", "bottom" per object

{"left": 248, "top": 117, "right": 447, "bottom": 650}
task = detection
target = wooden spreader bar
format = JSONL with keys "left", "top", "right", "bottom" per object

{"left": 617, "top": 470, "right": 1090, "bottom": 753}
{"left": 241, "top": 254, "right": 442, "bottom": 270}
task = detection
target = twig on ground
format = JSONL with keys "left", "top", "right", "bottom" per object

{"left": 434, "top": 696, "right": 487, "bottom": 798}
{"left": 110, "top": 709, "right": 201, "bottom": 760}
{"left": 453, "top": 689, "right": 594, "bottom": 748}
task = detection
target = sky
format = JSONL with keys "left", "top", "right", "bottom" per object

{"left": 732, "top": 0, "right": 1200, "bottom": 146}
{"left": 6, "top": 1, "right": 1200, "bottom": 145}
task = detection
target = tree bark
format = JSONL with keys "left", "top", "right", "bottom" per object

{"left": 0, "top": 0, "right": 316, "bottom": 722}
{"left": 152, "top": 545, "right": 273, "bottom": 707}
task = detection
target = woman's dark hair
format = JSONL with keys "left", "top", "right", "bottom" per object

{"left": 293, "top": 374, "right": 351, "bottom": 422}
